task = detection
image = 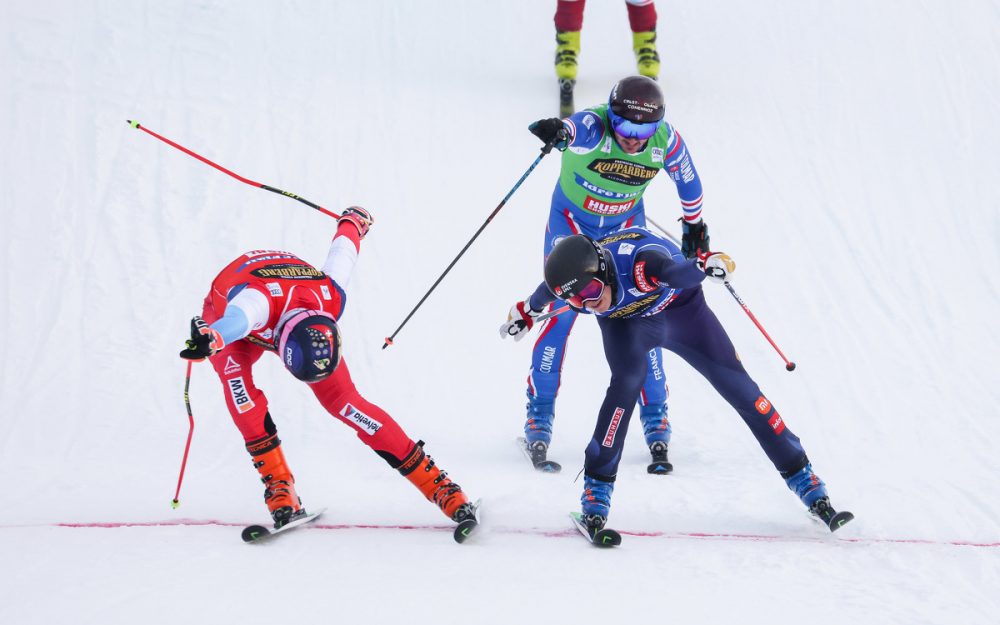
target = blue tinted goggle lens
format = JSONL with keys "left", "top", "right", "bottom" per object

{"left": 609, "top": 109, "right": 660, "bottom": 140}
{"left": 566, "top": 278, "right": 606, "bottom": 308}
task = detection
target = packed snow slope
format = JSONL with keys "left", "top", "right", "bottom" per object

{"left": 1, "top": 2, "right": 998, "bottom": 624}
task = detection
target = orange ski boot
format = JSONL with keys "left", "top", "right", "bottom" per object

{"left": 397, "top": 440, "right": 476, "bottom": 523}
{"left": 246, "top": 434, "right": 304, "bottom": 528}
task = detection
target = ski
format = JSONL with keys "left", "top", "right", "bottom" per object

{"left": 808, "top": 498, "right": 855, "bottom": 533}
{"left": 646, "top": 442, "right": 673, "bottom": 475}
{"left": 453, "top": 498, "right": 483, "bottom": 544}
{"left": 569, "top": 512, "right": 622, "bottom": 548}
{"left": 559, "top": 78, "right": 575, "bottom": 118}
{"left": 241, "top": 507, "right": 325, "bottom": 543}
{"left": 516, "top": 437, "right": 562, "bottom": 473}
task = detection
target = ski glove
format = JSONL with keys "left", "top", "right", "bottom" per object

{"left": 339, "top": 206, "right": 374, "bottom": 240}
{"left": 681, "top": 219, "right": 710, "bottom": 259}
{"left": 696, "top": 251, "right": 736, "bottom": 284}
{"left": 499, "top": 300, "right": 544, "bottom": 342}
{"left": 179, "top": 316, "right": 225, "bottom": 360}
{"left": 528, "top": 118, "right": 570, "bottom": 151}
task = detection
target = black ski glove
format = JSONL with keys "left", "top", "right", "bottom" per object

{"left": 179, "top": 316, "right": 223, "bottom": 360}
{"left": 681, "top": 220, "right": 710, "bottom": 259}
{"left": 528, "top": 118, "right": 570, "bottom": 151}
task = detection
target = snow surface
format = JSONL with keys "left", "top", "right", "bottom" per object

{"left": 2, "top": 1, "right": 998, "bottom": 624}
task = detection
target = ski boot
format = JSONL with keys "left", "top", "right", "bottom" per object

{"left": 581, "top": 475, "right": 615, "bottom": 523}
{"left": 632, "top": 31, "right": 660, "bottom": 80}
{"left": 397, "top": 440, "right": 470, "bottom": 521}
{"left": 522, "top": 396, "right": 561, "bottom": 471}
{"left": 247, "top": 435, "right": 305, "bottom": 529}
{"left": 640, "top": 403, "right": 673, "bottom": 474}
{"left": 555, "top": 30, "right": 580, "bottom": 117}
{"left": 783, "top": 460, "right": 854, "bottom": 532}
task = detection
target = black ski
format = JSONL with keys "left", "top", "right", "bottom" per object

{"left": 453, "top": 498, "right": 482, "bottom": 544}
{"left": 516, "top": 437, "right": 562, "bottom": 473}
{"left": 809, "top": 498, "right": 855, "bottom": 532}
{"left": 241, "top": 508, "right": 325, "bottom": 543}
{"left": 559, "top": 79, "right": 575, "bottom": 118}
{"left": 569, "top": 512, "right": 622, "bottom": 548}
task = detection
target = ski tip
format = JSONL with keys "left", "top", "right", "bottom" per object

{"left": 535, "top": 461, "right": 562, "bottom": 473}
{"left": 593, "top": 529, "right": 622, "bottom": 548}
{"left": 828, "top": 511, "right": 855, "bottom": 532}
{"left": 646, "top": 462, "right": 673, "bottom": 475}
{"left": 241, "top": 525, "right": 271, "bottom": 543}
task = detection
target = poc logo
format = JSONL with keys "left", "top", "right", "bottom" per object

{"left": 285, "top": 347, "right": 294, "bottom": 367}
{"left": 227, "top": 377, "right": 255, "bottom": 414}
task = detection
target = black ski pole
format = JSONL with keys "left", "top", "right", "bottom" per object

{"left": 383, "top": 139, "right": 560, "bottom": 349}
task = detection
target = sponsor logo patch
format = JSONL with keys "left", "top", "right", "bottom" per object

{"left": 249, "top": 264, "right": 325, "bottom": 280}
{"left": 587, "top": 158, "right": 658, "bottom": 185}
{"left": 340, "top": 403, "right": 383, "bottom": 436}
{"left": 651, "top": 147, "right": 664, "bottom": 163}
{"left": 633, "top": 261, "right": 659, "bottom": 293}
{"left": 756, "top": 396, "right": 771, "bottom": 415}
{"left": 266, "top": 282, "right": 283, "bottom": 297}
{"left": 618, "top": 242, "right": 635, "bottom": 255}
{"left": 608, "top": 294, "right": 660, "bottom": 319}
{"left": 320, "top": 284, "right": 332, "bottom": 300}
{"left": 226, "top": 377, "right": 255, "bottom": 414}
{"left": 581, "top": 195, "right": 636, "bottom": 216}
{"left": 598, "top": 232, "right": 644, "bottom": 244}
{"left": 603, "top": 407, "right": 626, "bottom": 447}
{"left": 768, "top": 411, "right": 786, "bottom": 435}
{"left": 223, "top": 356, "right": 241, "bottom": 375}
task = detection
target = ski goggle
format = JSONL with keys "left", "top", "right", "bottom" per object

{"left": 564, "top": 278, "right": 607, "bottom": 308}
{"left": 608, "top": 109, "right": 661, "bottom": 140}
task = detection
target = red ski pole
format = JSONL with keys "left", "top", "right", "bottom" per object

{"left": 127, "top": 120, "right": 340, "bottom": 220}
{"left": 646, "top": 216, "right": 796, "bottom": 371}
{"left": 172, "top": 361, "right": 196, "bottom": 508}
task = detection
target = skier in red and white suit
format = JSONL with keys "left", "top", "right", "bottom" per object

{"left": 179, "top": 207, "right": 476, "bottom": 531}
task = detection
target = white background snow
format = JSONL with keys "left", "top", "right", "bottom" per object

{"left": 2, "top": 1, "right": 998, "bottom": 624}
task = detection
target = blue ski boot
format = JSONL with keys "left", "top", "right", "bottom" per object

{"left": 640, "top": 403, "right": 673, "bottom": 474}
{"left": 784, "top": 460, "right": 855, "bottom": 532}
{"left": 783, "top": 461, "right": 828, "bottom": 507}
{"left": 523, "top": 395, "right": 557, "bottom": 466}
{"left": 581, "top": 476, "right": 615, "bottom": 530}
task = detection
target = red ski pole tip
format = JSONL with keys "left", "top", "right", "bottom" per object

{"left": 786, "top": 362, "right": 796, "bottom": 371}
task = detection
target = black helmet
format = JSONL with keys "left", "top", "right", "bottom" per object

{"left": 608, "top": 76, "right": 664, "bottom": 139}
{"left": 544, "top": 235, "right": 615, "bottom": 306}
{"left": 276, "top": 309, "right": 342, "bottom": 383}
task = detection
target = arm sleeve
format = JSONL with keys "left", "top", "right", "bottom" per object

{"left": 636, "top": 249, "right": 706, "bottom": 289}
{"left": 210, "top": 287, "right": 271, "bottom": 345}
{"left": 527, "top": 282, "right": 557, "bottom": 312}
{"left": 563, "top": 110, "right": 606, "bottom": 153}
{"left": 664, "top": 130, "right": 705, "bottom": 224}
{"left": 321, "top": 222, "right": 362, "bottom": 290}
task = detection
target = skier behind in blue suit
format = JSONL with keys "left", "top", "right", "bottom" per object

{"left": 500, "top": 228, "right": 854, "bottom": 535}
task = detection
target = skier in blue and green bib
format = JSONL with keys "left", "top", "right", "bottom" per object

{"left": 513, "top": 75, "right": 710, "bottom": 472}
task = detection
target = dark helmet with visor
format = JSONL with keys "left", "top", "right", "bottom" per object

{"left": 544, "top": 235, "right": 615, "bottom": 308}
{"left": 607, "top": 75, "right": 665, "bottom": 140}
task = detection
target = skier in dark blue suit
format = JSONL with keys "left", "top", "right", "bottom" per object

{"left": 501, "top": 228, "right": 853, "bottom": 533}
